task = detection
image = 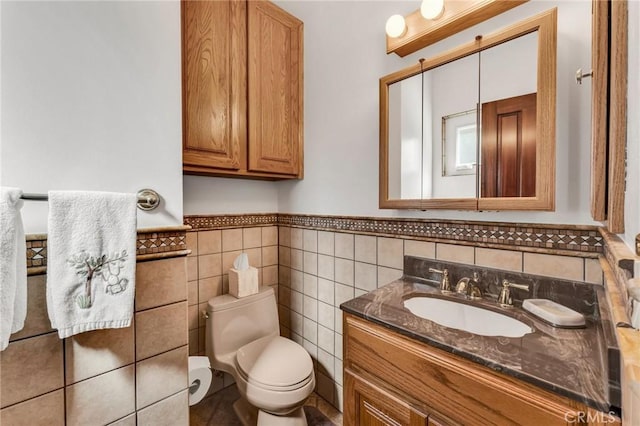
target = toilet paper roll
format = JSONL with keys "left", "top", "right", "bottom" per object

{"left": 188, "top": 356, "right": 212, "bottom": 406}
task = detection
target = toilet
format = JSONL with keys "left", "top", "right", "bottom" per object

{"left": 201, "top": 286, "right": 315, "bottom": 426}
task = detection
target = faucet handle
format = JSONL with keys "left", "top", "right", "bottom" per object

{"left": 498, "top": 280, "right": 530, "bottom": 306}
{"left": 502, "top": 279, "right": 530, "bottom": 292}
{"left": 429, "top": 268, "right": 451, "bottom": 293}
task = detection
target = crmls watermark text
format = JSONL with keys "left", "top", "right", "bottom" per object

{"left": 564, "top": 411, "right": 618, "bottom": 423}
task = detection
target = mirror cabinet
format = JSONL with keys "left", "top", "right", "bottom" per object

{"left": 380, "top": 8, "right": 556, "bottom": 211}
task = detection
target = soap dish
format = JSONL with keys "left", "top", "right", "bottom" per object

{"left": 522, "top": 299, "right": 586, "bottom": 328}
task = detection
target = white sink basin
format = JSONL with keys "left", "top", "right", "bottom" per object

{"left": 403, "top": 297, "right": 533, "bottom": 338}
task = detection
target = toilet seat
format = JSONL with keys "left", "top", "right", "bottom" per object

{"left": 236, "top": 336, "right": 314, "bottom": 392}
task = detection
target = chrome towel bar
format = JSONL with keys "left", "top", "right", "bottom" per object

{"left": 20, "top": 188, "right": 161, "bottom": 211}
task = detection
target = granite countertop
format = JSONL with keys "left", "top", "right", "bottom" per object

{"left": 341, "top": 277, "right": 612, "bottom": 413}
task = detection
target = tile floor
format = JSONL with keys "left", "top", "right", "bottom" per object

{"left": 190, "top": 386, "right": 343, "bottom": 426}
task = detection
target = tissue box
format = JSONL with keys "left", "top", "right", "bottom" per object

{"left": 229, "top": 267, "right": 259, "bottom": 298}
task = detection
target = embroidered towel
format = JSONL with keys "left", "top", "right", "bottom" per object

{"left": 0, "top": 187, "right": 27, "bottom": 350}
{"left": 46, "top": 191, "right": 136, "bottom": 338}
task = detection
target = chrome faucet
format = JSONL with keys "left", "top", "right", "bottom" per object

{"left": 498, "top": 279, "right": 530, "bottom": 307}
{"left": 429, "top": 267, "right": 451, "bottom": 293}
{"left": 455, "top": 272, "right": 482, "bottom": 299}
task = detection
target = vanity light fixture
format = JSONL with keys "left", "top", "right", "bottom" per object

{"left": 386, "top": 0, "right": 444, "bottom": 38}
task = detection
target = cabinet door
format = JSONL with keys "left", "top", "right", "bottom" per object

{"left": 182, "top": 0, "right": 246, "bottom": 171}
{"left": 345, "top": 370, "right": 429, "bottom": 426}
{"left": 248, "top": 1, "right": 303, "bottom": 176}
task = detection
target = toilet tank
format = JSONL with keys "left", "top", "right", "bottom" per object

{"left": 206, "top": 287, "right": 280, "bottom": 363}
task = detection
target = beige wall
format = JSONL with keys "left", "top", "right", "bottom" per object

{"left": 0, "top": 256, "right": 189, "bottom": 425}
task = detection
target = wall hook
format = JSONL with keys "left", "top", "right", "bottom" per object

{"left": 575, "top": 68, "right": 593, "bottom": 85}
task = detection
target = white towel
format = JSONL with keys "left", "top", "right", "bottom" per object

{"left": 46, "top": 191, "right": 137, "bottom": 338}
{"left": 0, "top": 187, "right": 27, "bottom": 350}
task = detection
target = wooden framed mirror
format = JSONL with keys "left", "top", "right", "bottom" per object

{"left": 380, "top": 8, "right": 556, "bottom": 211}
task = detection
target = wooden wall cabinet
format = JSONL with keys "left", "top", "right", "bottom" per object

{"left": 182, "top": 0, "right": 303, "bottom": 179}
{"left": 344, "top": 313, "right": 616, "bottom": 426}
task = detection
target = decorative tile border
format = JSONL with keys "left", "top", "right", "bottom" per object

{"left": 184, "top": 213, "right": 279, "bottom": 230}
{"left": 26, "top": 226, "right": 189, "bottom": 274}
{"left": 184, "top": 213, "right": 603, "bottom": 254}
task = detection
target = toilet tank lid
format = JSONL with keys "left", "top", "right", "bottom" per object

{"left": 236, "top": 336, "right": 313, "bottom": 388}
{"left": 207, "top": 287, "right": 274, "bottom": 312}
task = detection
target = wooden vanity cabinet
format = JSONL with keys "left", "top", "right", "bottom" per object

{"left": 182, "top": 0, "right": 303, "bottom": 179}
{"left": 344, "top": 313, "right": 616, "bottom": 426}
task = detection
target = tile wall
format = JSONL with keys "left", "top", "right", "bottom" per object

{"left": 276, "top": 226, "right": 603, "bottom": 412}
{"left": 185, "top": 226, "right": 279, "bottom": 394}
{"left": 0, "top": 252, "right": 189, "bottom": 425}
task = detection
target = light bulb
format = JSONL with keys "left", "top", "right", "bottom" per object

{"left": 385, "top": 14, "right": 406, "bottom": 38}
{"left": 421, "top": 0, "right": 444, "bottom": 20}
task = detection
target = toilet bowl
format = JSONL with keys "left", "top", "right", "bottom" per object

{"left": 206, "top": 287, "right": 315, "bottom": 426}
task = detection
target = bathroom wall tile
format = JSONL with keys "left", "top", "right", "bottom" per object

{"left": 186, "top": 232, "right": 198, "bottom": 257}
{"left": 222, "top": 228, "right": 243, "bottom": 252}
{"left": 65, "top": 324, "right": 134, "bottom": 384}
{"left": 109, "top": 414, "right": 136, "bottom": 426}
{"left": 318, "top": 278, "right": 334, "bottom": 305}
{"left": 291, "top": 290, "right": 303, "bottom": 314}
{"left": 317, "top": 372, "right": 334, "bottom": 405}
{"left": 404, "top": 240, "right": 436, "bottom": 260}
{"left": 188, "top": 280, "right": 198, "bottom": 306}
{"left": 0, "top": 389, "right": 64, "bottom": 426}
{"left": 279, "top": 266, "right": 291, "bottom": 287}
{"left": 334, "top": 283, "right": 354, "bottom": 307}
{"left": 523, "top": 253, "right": 584, "bottom": 281}
{"left": 377, "top": 237, "right": 404, "bottom": 269}
{"left": 291, "top": 311, "right": 303, "bottom": 335}
{"left": 199, "top": 276, "right": 223, "bottom": 303}
{"left": 377, "top": 267, "right": 403, "bottom": 288}
{"left": 262, "top": 245, "right": 278, "bottom": 266}
{"left": 303, "top": 229, "right": 318, "bottom": 253}
{"left": 10, "top": 275, "right": 52, "bottom": 341}
{"left": 475, "top": 247, "right": 523, "bottom": 272}
{"left": 281, "top": 326, "right": 291, "bottom": 339}
{"left": 437, "top": 243, "right": 475, "bottom": 264}
{"left": 278, "top": 304, "right": 291, "bottom": 329}
{"left": 198, "top": 327, "right": 205, "bottom": 354}
{"left": 197, "top": 230, "right": 221, "bottom": 255}
{"left": 66, "top": 365, "right": 135, "bottom": 426}
{"left": 318, "top": 301, "right": 335, "bottom": 330}
{"left": 137, "top": 390, "right": 188, "bottom": 426}
{"left": 189, "top": 329, "right": 198, "bottom": 356}
{"left": 290, "top": 269, "right": 303, "bottom": 292}
{"left": 318, "top": 255, "right": 335, "bottom": 280}
{"left": 136, "top": 257, "right": 187, "bottom": 311}
{"left": 136, "top": 346, "right": 188, "bottom": 409}
{"left": 1, "top": 332, "right": 63, "bottom": 408}
{"left": 585, "top": 258, "right": 603, "bottom": 284}
{"left": 318, "top": 325, "right": 334, "bottom": 354}
{"left": 279, "top": 226, "right": 291, "bottom": 247}
{"left": 243, "top": 227, "right": 262, "bottom": 249}
{"left": 291, "top": 249, "right": 303, "bottom": 271}
{"left": 198, "top": 302, "right": 208, "bottom": 328}
{"left": 304, "top": 273, "right": 318, "bottom": 298}
{"left": 354, "top": 289, "right": 367, "bottom": 297}
{"left": 222, "top": 250, "right": 242, "bottom": 275}
{"left": 262, "top": 226, "right": 278, "bottom": 246}
{"left": 303, "top": 317, "right": 318, "bottom": 344}
{"left": 186, "top": 257, "right": 198, "bottom": 282}
{"left": 303, "top": 295, "right": 318, "bottom": 321}
{"left": 355, "top": 235, "right": 377, "bottom": 264}
{"left": 222, "top": 275, "right": 230, "bottom": 294}
{"left": 334, "top": 332, "right": 343, "bottom": 360}
{"left": 335, "top": 258, "right": 354, "bottom": 286}
{"left": 198, "top": 253, "right": 222, "bottom": 279}
{"left": 303, "top": 251, "right": 318, "bottom": 275}
{"left": 335, "top": 309, "right": 343, "bottom": 335}
{"left": 318, "top": 349, "right": 334, "bottom": 379}
{"left": 189, "top": 305, "right": 198, "bottom": 330}
{"left": 279, "top": 246, "right": 291, "bottom": 267}
{"left": 318, "top": 231, "right": 335, "bottom": 256}
{"left": 335, "top": 233, "right": 354, "bottom": 260}
{"left": 335, "top": 384, "right": 344, "bottom": 412}
{"left": 245, "top": 247, "right": 262, "bottom": 268}
{"left": 136, "top": 302, "right": 187, "bottom": 360}
{"left": 302, "top": 339, "right": 318, "bottom": 361}
{"left": 263, "top": 265, "right": 278, "bottom": 286}
{"left": 354, "top": 262, "right": 377, "bottom": 292}
{"left": 290, "top": 228, "right": 303, "bottom": 249}
{"left": 335, "top": 359, "right": 343, "bottom": 386}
